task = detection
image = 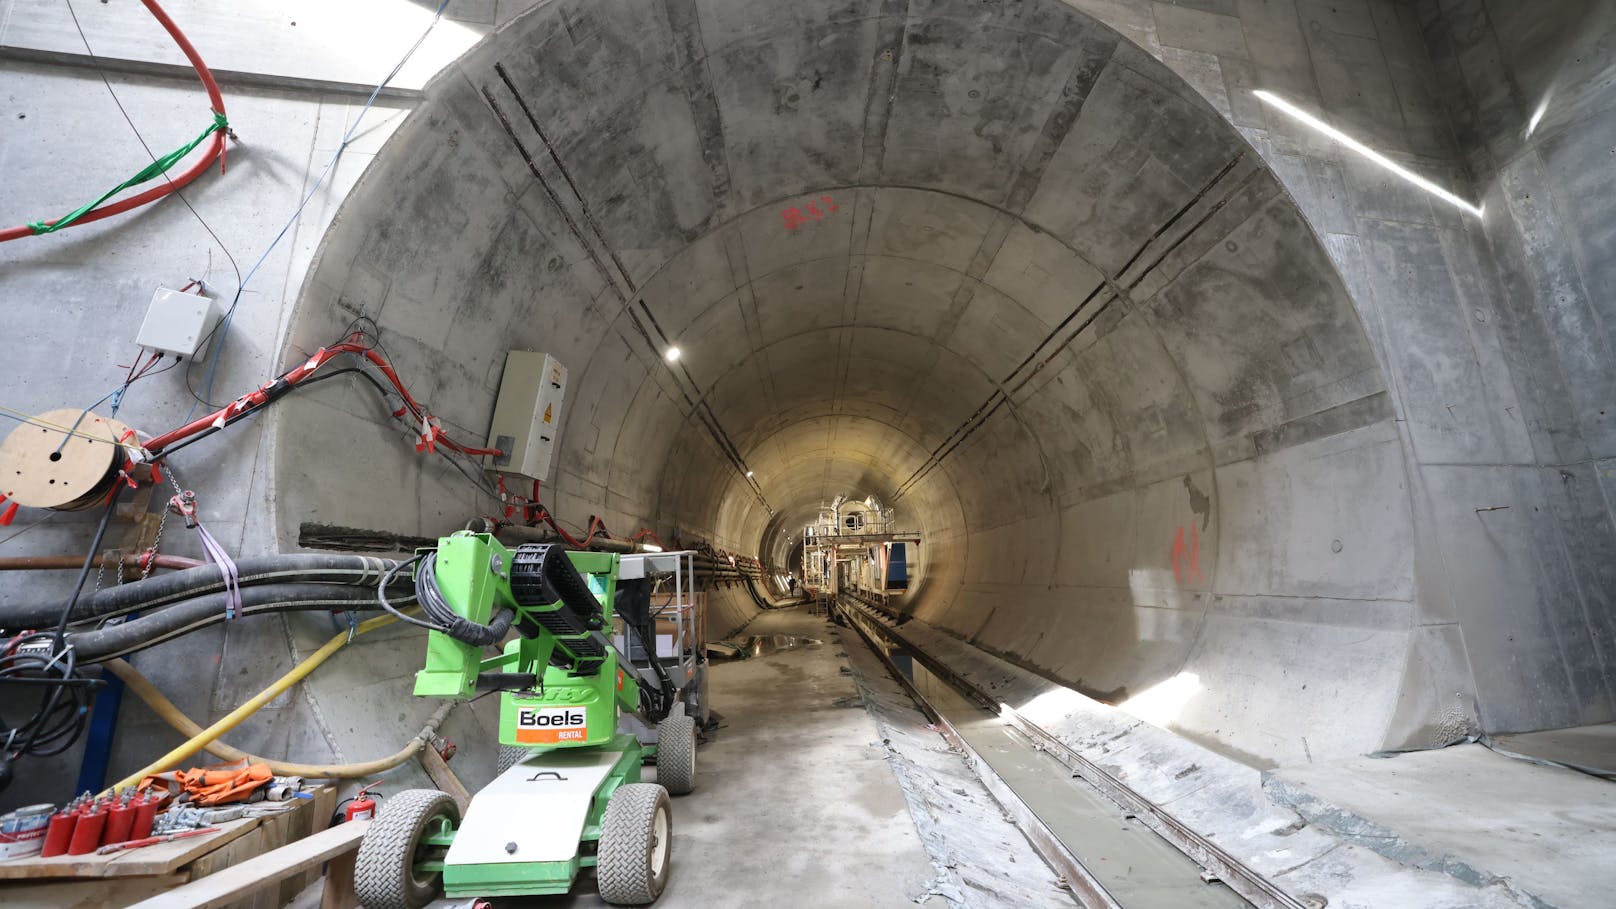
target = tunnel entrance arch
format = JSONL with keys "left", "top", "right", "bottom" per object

{"left": 281, "top": 0, "right": 1445, "bottom": 767}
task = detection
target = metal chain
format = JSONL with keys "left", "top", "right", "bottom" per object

{"left": 93, "top": 551, "right": 111, "bottom": 592}
{"left": 138, "top": 464, "right": 184, "bottom": 582}
{"left": 140, "top": 505, "right": 170, "bottom": 581}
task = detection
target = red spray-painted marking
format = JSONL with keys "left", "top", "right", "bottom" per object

{"left": 1171, "top": 524, "right": 1202, "bottom": 585}
{"left": 782, "top": 196, "right": 840, "bottom": 230}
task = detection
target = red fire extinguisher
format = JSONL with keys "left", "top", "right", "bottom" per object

{"left": 345, "top": 779, "right": 384, "bottom": 822}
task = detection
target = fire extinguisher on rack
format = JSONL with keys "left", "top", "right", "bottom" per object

{"left": 344, "top": 779, "right": 384, "bottom": 822}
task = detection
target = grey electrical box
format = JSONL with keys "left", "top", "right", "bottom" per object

{"left": 135, "top": 286, "right": 222, "bottom": 358}
{"left": 485, "top": 351, "right": 568, "bottom": 481}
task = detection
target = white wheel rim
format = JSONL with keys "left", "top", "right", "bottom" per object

{"left": 650, "top": 804, "right": 670, "bottom": 878}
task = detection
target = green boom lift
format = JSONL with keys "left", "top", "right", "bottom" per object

{"left": 353, "top": 532, "right": 697, "bottom": 908}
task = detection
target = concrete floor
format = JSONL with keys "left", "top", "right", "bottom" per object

{"left": 457, "top": 607, "right": 939, "bottom": 908}
{"left": 837, "top": 624, "right": 1075, "bottom": 908}
{"left": 906, "top": 665, "right": 1246, "bottom": 909}
{"left": 874, "top": 607, "right": 1556, "bottom": 909}
{"left": 1264, "top": 745, "right": 1616, "bottom": 909}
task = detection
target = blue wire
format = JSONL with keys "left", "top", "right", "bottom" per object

{"left": 186, "top": 0, "right": 455, "bottom": 421}
{"left": 47, "top": 388, "right": 120, "bottom": 455}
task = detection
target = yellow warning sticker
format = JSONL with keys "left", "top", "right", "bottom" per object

{"left": 543, "top": 404, "right": 553, "bottom": 423}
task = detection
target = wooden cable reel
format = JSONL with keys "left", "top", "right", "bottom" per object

{"left": 0, "top": 409, "right": 142, "bottom": 512}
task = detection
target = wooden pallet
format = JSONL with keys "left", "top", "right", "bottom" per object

{"left": 0, "top": 786, "right": 336, "bottom": 909}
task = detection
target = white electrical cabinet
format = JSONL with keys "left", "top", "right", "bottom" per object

{"left": 134, "top": 286, "right": 222, "bottom": 358}
{"left": 485, "top": 351, "right": 568, "bottom": 481}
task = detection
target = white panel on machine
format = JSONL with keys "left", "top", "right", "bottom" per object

{"left": 485, "top": 351, "right": 567, "bottom": 481}
{"left": 446, "top": 749, "right": 621, "bottom": 865}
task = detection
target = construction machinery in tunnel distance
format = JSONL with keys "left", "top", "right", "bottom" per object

{"left": 1, "top": 0, "right": 1614, "bottom": 907}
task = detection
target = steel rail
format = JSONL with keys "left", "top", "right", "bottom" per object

{"left": 839, "top": 597, "right": 1308, "bottom": 909}
{"left": 839, "top": 605, "right": 1120, "bottom": 908}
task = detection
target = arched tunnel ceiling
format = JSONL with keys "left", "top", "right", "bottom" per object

{"left": 281, "top": 0, "right": 1410, "bottom": 764}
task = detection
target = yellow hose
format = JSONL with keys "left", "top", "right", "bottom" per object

{"left": 107, "top": 612, "right": 406, "bottom": 794}
{"left": 103, "top": 658, "right": 453, "bottom": 779}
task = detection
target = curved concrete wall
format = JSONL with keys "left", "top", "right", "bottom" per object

{"left": 5, "top": 0, "right": 1612, "bottom": 816}
{"left": 278, "top": 0, "right": 1423, "bottom": 768}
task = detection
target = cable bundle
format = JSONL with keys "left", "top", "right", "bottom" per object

{"left": 373, "top": 553, "right": 513, "bottom": 648}
{"left": 0, "top": 632, "right": 97, "bottom": 760}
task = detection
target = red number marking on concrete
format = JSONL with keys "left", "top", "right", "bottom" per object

{"left": 1171, "top": 524, "right": 1203, "bottom": 585}
{"left": 782, "top": 196, "right": 839, "bottom": 230}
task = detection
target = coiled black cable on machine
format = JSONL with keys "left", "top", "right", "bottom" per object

{"left": 374, "top": 551, "right": 515, "bottom": 648}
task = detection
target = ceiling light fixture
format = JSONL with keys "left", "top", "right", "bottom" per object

{"left": 745, "top": 470, "right": 755, "bottom": 478}
{"left": 1525, "top": 90, "right": 1553, "bottom": 139}
{"left": 664, "top": 346, "right": 681, "bottom": 363}
{"left": 1252, "top": 90, "right": 1484, "bottom": 217}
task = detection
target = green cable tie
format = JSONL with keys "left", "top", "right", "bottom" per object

{"left": 30, "top": 112, "right": 230, "bottom": 236}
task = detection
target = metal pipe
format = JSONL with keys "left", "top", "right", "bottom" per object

{"left": 0, "top": 553, "right": 203, "bottom": 572}
{"left": 494, "top": 524, "right": 765, "bottom": 581}
{"left": 495, "top": 524, "right": 641, "bottom": 554}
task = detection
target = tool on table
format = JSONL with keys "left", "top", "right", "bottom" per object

{"left": 102, "top": 789, "right": 137, "bottom": 847}
{"left": 95, "top": 826, "right": 220, "bottom": 855}
{"left": 66, "top": 794, "right": 108, "bottom": 855}
{"left": 40, "top": 797, "right": 83, "bottom": 858}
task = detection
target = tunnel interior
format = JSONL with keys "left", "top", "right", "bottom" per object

{"left": 282, "top": 0, "right": 1423, "bottom": 769}
{"left": 2, "top": 0, "right": 1615, "bottom": 903}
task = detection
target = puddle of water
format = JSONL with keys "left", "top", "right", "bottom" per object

{"left": 706, "top": 634, "right": 823, "bottom": 659}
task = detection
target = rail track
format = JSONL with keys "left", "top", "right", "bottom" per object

{"left": 837, "top": 595, "right": 1309, "bottom": 909}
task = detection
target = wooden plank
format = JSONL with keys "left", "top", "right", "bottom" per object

{"left": 283, "top": 787, "right": 338, "bottom": 905}
{"left": 0, "top": 816, "right": 263, "bottom": 879}
{"left": 184, "top": 790, "right": 337, "bottom": 909}
{"left": 418, "top": 748, "right": 472, "bottom": 816}
{"left": 0, "top": 786, "right": 335, "bottom": 882}
{"left": 123, "top": 820, "right": 370, "bottom": 909}
{"left": 319, "top": 850, "right": 358, "bottom": 909}
{"left": 187, "top": 827, "right": 271, "bottom": 909}
{"left": 0, "top": 873, "right": 187, "bottom": 909}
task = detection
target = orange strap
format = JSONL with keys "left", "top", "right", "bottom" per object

{"left": 140, "top": 759, "right": 273, "bottom": 807}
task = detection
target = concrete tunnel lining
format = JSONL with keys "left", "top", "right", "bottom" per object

{"left": 273, "top": 0, "right": 1420, "bottom": 771}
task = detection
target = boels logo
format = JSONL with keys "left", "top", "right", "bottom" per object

{"left": 519, "top": 709, "right": 584, "bottom": 728}
{"left": 515, "top": 706, "right": 588, "bottom": 744}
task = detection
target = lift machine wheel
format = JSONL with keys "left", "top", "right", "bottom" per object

{"left": 597, "top": 782, "right": 674, "bottom": 905}
{"left": 655, "top": 714, "right": 697, "bottom": 795}
{"left": 352, "top": 788, "right": 459, "bottom": 909}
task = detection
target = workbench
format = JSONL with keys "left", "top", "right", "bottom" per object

{"left": 0, "top": 786, "right": 336, "bottom": 909}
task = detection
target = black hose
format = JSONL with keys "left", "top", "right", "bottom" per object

{"left": 67, "top": 584, "right": 403, "bottom": 662}
{"left": 0, "top": 554, "right": 406, "bottom": 630}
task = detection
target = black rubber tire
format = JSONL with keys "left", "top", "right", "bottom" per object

{"left": 353, "top": 789, "right": 459, "bottom": 909}
{"left": 497, "top": 744, "right": 529, "bottom": 775}
{"left": 596, "top": 783, "right": 672, "bottom": 905}
{"left": 655, "top": 715, "right": 697, "bottom": 795}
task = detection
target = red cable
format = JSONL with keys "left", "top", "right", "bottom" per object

{"left": 628, "top": 528, "right": 667, "bottom": 549}
{"left": 143, "top": 341, "right": 502, "bottom": 458}
{"left": 0, "top": 0, "right": 227, "bottom": 243}
{"left": 537, "top": 508, "right": 585, "bottom": 548}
